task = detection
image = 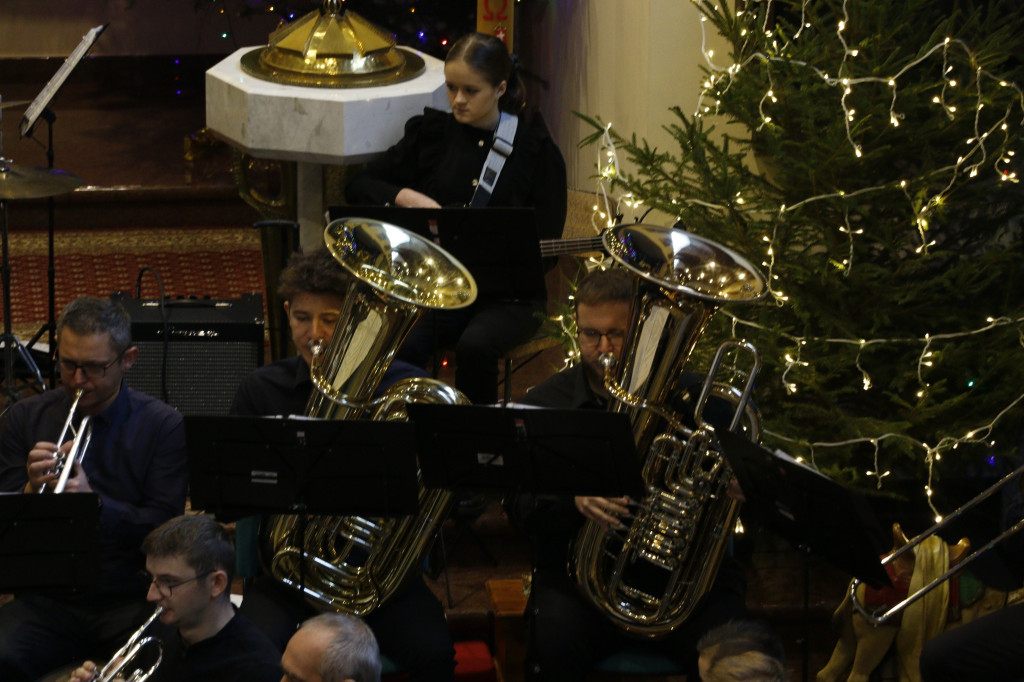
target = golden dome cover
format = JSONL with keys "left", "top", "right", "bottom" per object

{"left": 241, "top": 0, "right": 425, "bottom": 88}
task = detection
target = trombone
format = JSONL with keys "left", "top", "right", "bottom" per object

{"left": 850, "top": 464, "right": 1024, "bottom": 626}
{"left": 91, "top": 606, "right": 165, "bottom": 682}
{"left": 39, "top": 388, "right": 93, "bottom": 494}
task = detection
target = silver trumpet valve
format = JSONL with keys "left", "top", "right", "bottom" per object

{"left": 93, "top": 606, "right": 165, "bottom": 682}
{"left": 41, "top": 389, "right": 93, "bottom": 494}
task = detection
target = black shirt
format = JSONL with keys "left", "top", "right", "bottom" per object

{"left": 345, "top": 107, "right": 567, "bottom": 243}
{"left": 152, "top": 611, "right": 281, "bottom": 682}
{"left": 230, "top": 355, "right": 429, "bottom": 417}
{"left": 518, "top": 362, "right": 607, "bottom": 411}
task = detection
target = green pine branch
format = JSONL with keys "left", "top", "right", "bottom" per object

{"left": 577, "top": 0, "right": 1024, "bottom": 497}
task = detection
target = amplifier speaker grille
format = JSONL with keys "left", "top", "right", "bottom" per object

{"left": 114, "top": 293, "right": 265, "bottom": 416}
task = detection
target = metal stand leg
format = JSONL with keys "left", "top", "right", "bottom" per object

{"left": 0, "top": 199, "right": 46, "bottom": 404}
{"left": 24, "top": 113, "right": 60, "bottom": 385}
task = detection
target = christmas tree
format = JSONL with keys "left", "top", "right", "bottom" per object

{"left": 580, "top": 0, "right": 1024, "bottom": 512}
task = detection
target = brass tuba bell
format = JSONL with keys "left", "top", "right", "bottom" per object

{"left": 570, "top": 223, "right": 768, "bottom": 637}
{"left": 259, "top": 217, "right": 477, "bottom": 615}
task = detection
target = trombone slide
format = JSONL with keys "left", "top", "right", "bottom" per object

{"left": 851, "top": 465, "right": 1024, "bottom": 626}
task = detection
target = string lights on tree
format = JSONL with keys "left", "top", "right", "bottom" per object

{"left": 578, "top": 0, "right": 1024, "bottom": 517}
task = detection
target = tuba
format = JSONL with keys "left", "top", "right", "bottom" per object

{"left": 259, "top": 217, "right": 477, "bottom": 615}
{"left": 570, "top": 223, "right": 768, "bottom": 637}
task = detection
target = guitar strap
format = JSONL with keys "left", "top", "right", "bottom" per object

{"left": 468, "top": 111, "right": 518, "bottom": 207}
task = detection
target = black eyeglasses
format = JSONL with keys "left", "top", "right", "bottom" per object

{"left": 142, "top": 569, "right": 215, "bottom": 598}
{"left": 577, "top": 328, "right": 626, "bottom": 347}
{"left": 57, "top": 353, "right": 123, "bottom": 380}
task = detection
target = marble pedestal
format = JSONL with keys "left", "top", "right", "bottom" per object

{"left": 205, "top": 45, "right": 448, "bottom": 251}
{"left": 205, "top": 46, "right": 447, "bottom": 358}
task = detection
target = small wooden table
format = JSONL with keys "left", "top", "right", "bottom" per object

{"left": 486, "top": 577, "right": 530, "bottom": 682}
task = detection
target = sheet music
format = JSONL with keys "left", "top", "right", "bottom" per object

{"left": 20, "top": 24, "right": 107, "bottom": 138}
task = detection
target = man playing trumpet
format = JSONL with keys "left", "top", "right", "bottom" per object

{"left": 70, "top": 514, "right": 282, "bottom": 682}
{"left": 0, "top": 296, "right": 188, "bottom": 681}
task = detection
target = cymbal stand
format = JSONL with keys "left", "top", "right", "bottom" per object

{"left": 0, "top": 193, "right": 46, "bottom": 405}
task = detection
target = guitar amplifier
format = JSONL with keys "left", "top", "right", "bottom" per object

{"left": 112, "top": 293, "right": 265, "bottom": 416}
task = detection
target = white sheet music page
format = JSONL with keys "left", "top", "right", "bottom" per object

{"left": 20, "top": 24, "right": 107, "bottom": 138}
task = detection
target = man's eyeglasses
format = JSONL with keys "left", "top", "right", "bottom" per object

{"left": 577, "top": 328, "right": 626, "bottom": 347}
{"left": 57, "top": 353, "right": 123, "bottom": 380}
{"left": 142, "top": 569, "right": 215, "bottom": 598}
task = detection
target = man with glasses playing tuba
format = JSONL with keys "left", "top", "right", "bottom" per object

{"left": 506, "top": 268, "right": 749, "bottom": 682}
{"left": 70, "top": 514, "right": 282, "bottom": 682}
{"left": 0, "top": 296, "right": 188, "bottom": 682}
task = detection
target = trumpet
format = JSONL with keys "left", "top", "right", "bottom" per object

{"left": 850, "top": 465, "right": 1024, "bottom": 625}
{"left": 40, "top": 389, "right": 93, "bottom": 494}
{"left": 89, "top": 606, "right": 165, "bottom": 682}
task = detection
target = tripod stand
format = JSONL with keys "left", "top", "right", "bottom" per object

{"left": 0, "top": 196, "right": 44, "bottom": 403}
{"left": 24, "top": 108, "right": 60, "bottom": 386}
{"left": 0, "top": 159, "right": 81, "bottom": 405}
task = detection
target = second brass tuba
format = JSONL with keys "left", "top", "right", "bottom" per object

{"left": 259, "top": 217, "right": 477, "bottom": 615}
{"left": 570, "top": 223, "right": 768, "bottom": 637}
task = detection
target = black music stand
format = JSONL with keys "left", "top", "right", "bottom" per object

{"left": 0, "top": 493, "right": 101, "bottom": 592}
{"left": 408, "top": 403, "right": 643, "bottom": 605}
{"left": 716, "top": 430, "right": 891, "bottom": 682}
{"left": 717, "top": 430, "right": 890, "bottom": 586}
{"left": 407, "top": 403, "right": 645, "bottom": 498}
{"left": 328, "top": 206, "right": 548, "bottom": 301}
{"left": 184, "top": 415, "right": 420, "bottom": 519}
{"left": 20, "top": 24, "right": 107, "bottom": 385}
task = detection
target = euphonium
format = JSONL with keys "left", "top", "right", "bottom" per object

{"left": 40, "top": 388, "right": 93, "bottom": 494}
{"left": 92, "top": 606, "right": 164, "bottom": 682}
{"left": 570, "top": 223, "right": 768, "bottom": 637}
{"left": 259, "top": 217, "right": 477, "bottom": 615}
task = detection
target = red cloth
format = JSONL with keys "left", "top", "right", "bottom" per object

{"left": 454, "top": 641, "right": 497, "bottom": 682}
{"left": 383, "top": 641, "right": 496, "bottom": 682}
{"left": 863, "top": 561, "right": 912, "bottom": 608}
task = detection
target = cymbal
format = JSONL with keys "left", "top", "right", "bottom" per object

{"left": 0, "top": 100, "right": 31, "bottom": 110}
{"left": 0, "top": 161, "right": 82, "bottom": 200}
